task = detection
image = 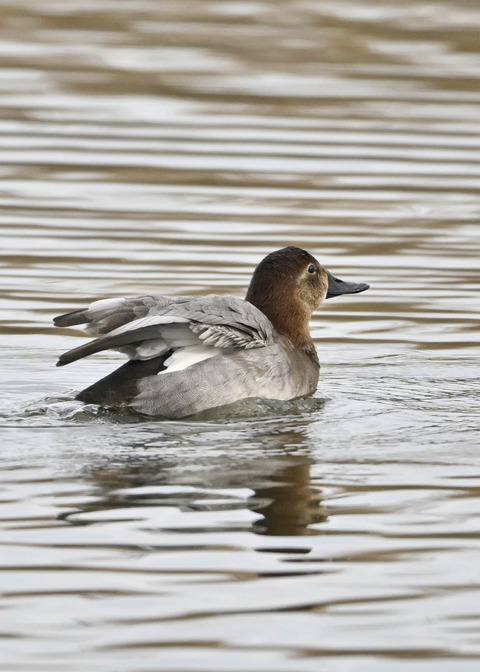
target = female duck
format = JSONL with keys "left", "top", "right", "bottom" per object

{"left": 54, "top": 247, "right": 368, "bottom": 418}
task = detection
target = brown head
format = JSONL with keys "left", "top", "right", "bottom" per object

{"left": 245, "top": 246, "right": 369, "bottom": 348}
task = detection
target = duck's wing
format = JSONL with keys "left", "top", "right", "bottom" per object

{"left": 55, "top": 295, "right": 274, "bottom": 368}
{"left": 53, "top": 295, "right": 191, "bottom": 335}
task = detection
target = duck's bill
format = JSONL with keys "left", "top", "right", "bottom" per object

{"left": 326, "top": 270, "right": 370, "bottom": 299}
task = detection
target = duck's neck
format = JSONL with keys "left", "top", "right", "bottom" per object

{"left": 246, "top": 289, "right": 313, "bottom": 349}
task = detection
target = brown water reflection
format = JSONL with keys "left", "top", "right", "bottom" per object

{"left": 1, "top": 0, "right": 480, "bottom": 671}
{"left": 79, "top": 441, "right": 326, "bottom": 537}
{"left": 251, "top": 455, "right": 327, "bottom": 536}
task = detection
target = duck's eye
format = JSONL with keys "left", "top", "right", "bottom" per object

{"left": 307, "top": 264, "right": 316, "bottom": 275}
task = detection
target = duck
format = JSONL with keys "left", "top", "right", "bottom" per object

{"left": 54, "top": 246, "right": 369, "bottom": 418}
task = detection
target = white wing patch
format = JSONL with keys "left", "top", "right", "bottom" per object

{"left": 135, "top": 338, "right": 169, "bottom": 359}
{"left": 89, "top": 297, "right": 126, "bottom": 311}
{"left": 106, "top": 313, "right": 189, "bottom": 337}
{"left": 158, "top": 345, "right": 218, "bottom": 374}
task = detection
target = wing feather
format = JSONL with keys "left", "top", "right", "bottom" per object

{"left": 55, "top": 294, "right": 274, "bottom": 368}
{"left": 54, "top": 295, "right": 192, "bottom": 335}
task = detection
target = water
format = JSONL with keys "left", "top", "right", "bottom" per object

{"left": 1, "top": 1, "right": 480, "bottom": 670}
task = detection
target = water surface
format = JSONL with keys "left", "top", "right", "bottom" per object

{"left": 1, "top": 1, "right": 480, "bottom": 671}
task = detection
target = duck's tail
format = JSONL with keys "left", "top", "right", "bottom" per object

{"left": 76, "top": 354, "right": 170, "bottom": 408}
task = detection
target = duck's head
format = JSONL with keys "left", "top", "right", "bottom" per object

{"left": 245, "top": 246, "right": 369, "bottom": 347}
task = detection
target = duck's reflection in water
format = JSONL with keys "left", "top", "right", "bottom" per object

{"left": 248, "top": 453, "right": 327, "bottom": 536}
{"left": 71, "top": 427, "right": 327, "bottom": 537}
